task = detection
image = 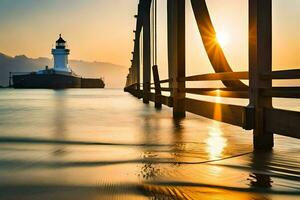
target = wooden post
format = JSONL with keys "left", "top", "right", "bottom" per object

{"left": 9, "top": 72, "right": 12, "bottom": 87}
{"left": 136, "top": 39, "right": 141, "bottom": 91}
{"left": 248, "top": 0, "right": 273, "bottom": 150}
{"left": 131, "top": 59, "right": 136, "bottom": 88}
{"left": 125, "top": 74, "right": 129, "bottom": 88}
{"left": 152, "top": 65, "right": 162, "bottom": 109}
{"left": 134, "top": 3, "right": 143, "bottom": 93}
{"left": 142, "top": 0, "right": 152, "bottom": 104}
{"left": 167, "top": 1, "right": 173, "bottom": 91}
{"left": 167, "top": 0, "right": 186, "bottom": 118}
{"left": 129, "top": 67, "right": 133, "bottom": 86}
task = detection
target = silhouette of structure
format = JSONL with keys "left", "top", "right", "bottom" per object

{"left": 11, "top": 35, "right": 105, "bottom": 89}
{"left": 124, "top": 0, "right": 300, "bottom": 151}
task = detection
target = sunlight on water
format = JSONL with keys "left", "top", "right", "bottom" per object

{"left": 206, "top": 122, "right": 227, "bottom": 160}
{"left": 0, "top": 89, "right": 299, "bottom": 200}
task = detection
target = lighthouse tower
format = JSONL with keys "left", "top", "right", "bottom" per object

{"left": 52, "top": 34, "right": 71, "bottom": 72}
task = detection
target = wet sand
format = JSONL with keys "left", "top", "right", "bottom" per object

{"left": 0, "top": 89, "right": 299, "bottom": 199}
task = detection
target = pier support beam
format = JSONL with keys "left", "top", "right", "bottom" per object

{"left": 132, "top": 38, "right": 140, "bottom": 91}
{"left": 167, "top": 1, "right": 173, "bottom": 91}
{"left": 135, "top": 40, "right": 141, "bottom": 91}
{"left": 152, "top": 65, "right": 162, "bottom": 109}
{"left": 249, "top": 0, "right": 273, "bottom": 150}
{"left": 9, "top": 72, "right": 12, "bottom": 87}
{"left": 168, "top": 0, "right": 186, "bottom": 118}
{"left": 142, "top": 0, "right": 152, "bottom": 104}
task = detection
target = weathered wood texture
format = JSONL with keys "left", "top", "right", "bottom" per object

{"left": 168, "top": 0, "right": 186, "bottom": 117}
{"left": 142, "top": 0, "right": 152, "bottom": 103}
{"left": 167, "top": 0, "right": 173, "bottom": 90}
{"left": 261, "top": 69, "right": 300, "bottom": 80}
{"left": 265, "top": 108, "right": 300, "bottom": 139}
{"left": 181, "top": 72, "right": 249, "bottom": 81}
{"left": 185, "top": 98, "right": 245, "bottom": 127}
{"left": 159, "top": 78, "right": 172, "bottom": 84}
{"left": 125, "top": 84, "right": 143, "bottom": 98}
{"left": 262, "top": 87, "right": 300, "bottom": 98}
{"left": 152, "top": 65, "right": 162, "bottom": 108}
{"left": 248, "top": 0, "right": 273, "bottom": 150}
{"left": 150, "top": 93, "right": 173, "bottom": 107}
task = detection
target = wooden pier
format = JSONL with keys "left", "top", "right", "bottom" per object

{"left": 124, "top": 0, "right": 300, "bottom": 151}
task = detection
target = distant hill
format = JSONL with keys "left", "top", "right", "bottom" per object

{"left": 0, "top": 53, "right": 128, "bottom": 88}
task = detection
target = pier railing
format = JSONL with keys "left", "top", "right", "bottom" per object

{"left": 124, "top": 0, "right": 300, "bottom": 150}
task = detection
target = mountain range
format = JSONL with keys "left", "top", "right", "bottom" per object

{"left": 0, "top": 53, "right": 128, "bottom": 88}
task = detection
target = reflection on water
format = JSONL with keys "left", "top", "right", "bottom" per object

{"left": 248, "top": 152, "right": 273, "bottom": 188}
{"left": 138, "top": 163, "right": 161, "bottom": 180}
{"left": 0, "top": 89, "right": 299, "bottom": 200}
{"left": 52, "top": 90, "right": 67, "bottom": 156}
{"left": 205, "top": 122, "right": 227, "bottom": 160}
{"left": 171, "top": 118, "right": 185, "bottom": 163}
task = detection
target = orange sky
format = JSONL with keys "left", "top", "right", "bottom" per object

{"left": 0, "top": 0, "right": 299, "bottom": 75}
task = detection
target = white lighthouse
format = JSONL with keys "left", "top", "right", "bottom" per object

{"left": 51, "top": 34, "right": 71, "bottom": 72}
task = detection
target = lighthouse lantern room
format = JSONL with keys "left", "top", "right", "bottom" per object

{"left": 51, "top": 34, "right": 71, "bottom": 72}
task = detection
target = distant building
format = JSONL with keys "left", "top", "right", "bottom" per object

{"left": 52, "top": 34, "right": 71, "bottom": 72}
{"left": 11, "top": 35, "right": 105, "bottom": 89}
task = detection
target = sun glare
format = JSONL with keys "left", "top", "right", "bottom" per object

{"left": 215, "top": 89, "right": 221, "bottom": 103}
{"left": 216, "top": 31, "right": 229, "bottom": 47}
{"left": 206, "top": 122, "right": 227, "bottom": 160}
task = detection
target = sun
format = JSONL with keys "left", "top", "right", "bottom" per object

{"left": 216, "top": 31, "right": 229, "bottom": 47}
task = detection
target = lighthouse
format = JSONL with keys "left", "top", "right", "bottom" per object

{"left": 11, "top": 34, "right": 105, "bottom": 89}
{"left": 51, "top": 34, "right": 71, "bottom": 72}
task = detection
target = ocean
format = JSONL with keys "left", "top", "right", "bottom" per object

{"left": 0, "top": 89, "right": 299, "bottom": 200}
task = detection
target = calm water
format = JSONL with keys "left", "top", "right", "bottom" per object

{"left": 0, "top": 89, "right": 299, "bottom": 200}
